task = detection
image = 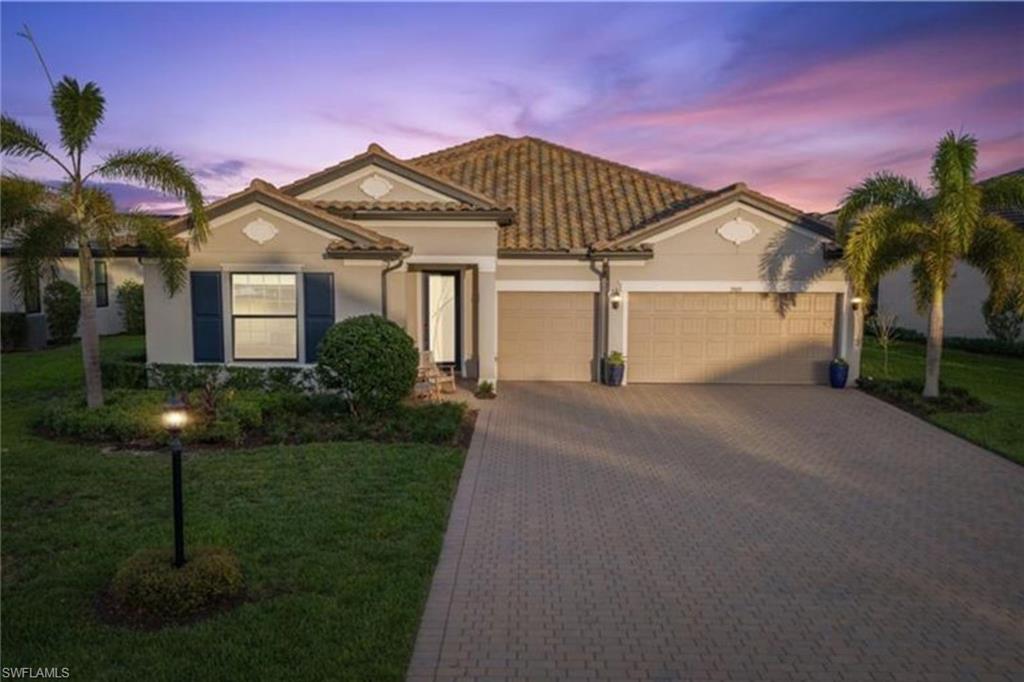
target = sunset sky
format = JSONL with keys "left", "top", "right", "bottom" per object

{"left": 1, "top": 2, "right": 1022, "bottom": 213}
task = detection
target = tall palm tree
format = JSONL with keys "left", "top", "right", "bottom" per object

{"left": 1, "top": 77, "right": 208, "bottom": 408}
{"left": 837, "top": 132, "right": 1024, "bottom": 398}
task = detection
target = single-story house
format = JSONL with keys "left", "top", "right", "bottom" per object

{"left": 1, "top": 244, "right": 145, "bottom": 348}
{"left": 146, "top": 135, "right": 860, "bottom": 386}
{"left": 877, "top": 168, "right": 1024, "bottom": 339}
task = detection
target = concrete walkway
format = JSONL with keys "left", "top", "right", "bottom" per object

{"left": 408, "top": 384, "right": 1024, "bottom": 681}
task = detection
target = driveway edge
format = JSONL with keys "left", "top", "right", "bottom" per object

{"left": 406, "top": 406, "right": 493, "bottom": 681}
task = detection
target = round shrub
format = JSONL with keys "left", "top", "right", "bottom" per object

{"left": 43, "top": 279, "right": 80, "bottom": 344}
{"left": 109, "top": 546, "right": 245, "bottom": 624}
{"left": 116, "top": 280, "right": 146, "bottom": 334}
{"left": 315, "top": 314, "right": 418, "bottom": 415}
{"left": 983, "top": 291, "right": 1023, "bottom": 344}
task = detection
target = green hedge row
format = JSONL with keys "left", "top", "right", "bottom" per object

{"left": 35, "top": 388, "right": 466, "bottom": 448}
{"left": 866, "top": 326, "right": 1024, "bottom": 358}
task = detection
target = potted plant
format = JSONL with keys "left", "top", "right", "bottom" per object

{"left": 829, "top": 357, "right": 849, "bottom": 389}
{"left": 605, "top": 351, "right": 626, "bottom": 386}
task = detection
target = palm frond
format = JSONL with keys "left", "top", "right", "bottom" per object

{"left": 3, "top": 208, "right": 78, "bottom": 299}
{"left": 78, "top": 185, "right": 120, "bottom": 251}
{"left": 0, "top": 115, "right": 72, "bottom": 178}
{"left": 841, "top": 205, "right": 924, "bottom": 301}
{"left": 835, "top": 171, "right": 926, "bottom": 241}
{"left": 122, "top": 213, "right": 188, "bottom": 294}
{"left": 1, "top": 174, "right": 50, "bottom": 236}
{"left": 51, "top": 77, "right": 105, "bottom": 160}
{"left": 91, "top": 149, "right": 208, "bottom": 245}
{"left": 980, "top": 173, "right": 1024, "bottom": 213}
{"left": 965, "top": 214, "right": 1024, "bottom": 313}
{"left": 931, "top": 131, "right": 978, "bottom": 196}
{"left": 931, "top": 132, "right": 982, "bottom": 253}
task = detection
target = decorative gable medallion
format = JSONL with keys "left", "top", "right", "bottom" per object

{"left": 716, "top": 218, "right": 759, "bottom": 246}
{"left": 242, "top": 218, "right": 279, "bottom": 245}
{"left": 359, "top": 174, "right": 394, "bottom": 200}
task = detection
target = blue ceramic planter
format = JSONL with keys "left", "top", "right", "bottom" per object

{"left": 829, "top": 361, "right": 849, "bottom": 389}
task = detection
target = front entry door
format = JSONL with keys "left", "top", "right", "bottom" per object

{"left": 423, "top": 272, "right": 461, "bottom": 370}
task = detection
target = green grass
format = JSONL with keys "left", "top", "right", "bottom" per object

{"left": 861, "top": 339, "right": 1024, "bottom": 463}
{"left": 1, "top": 336, "right": 464, "bottom": 680}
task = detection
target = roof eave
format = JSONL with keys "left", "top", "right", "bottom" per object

{"left": 322, "top": 247, "right": 411, "bottom": 261}
{"left": 329, "top": 208, "right": 515, "bottom": 226}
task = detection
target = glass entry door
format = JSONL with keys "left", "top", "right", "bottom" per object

{"left": 423, "top": 272, "right": 461, "bottom": 368}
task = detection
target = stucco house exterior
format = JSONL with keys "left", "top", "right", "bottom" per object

{"left": 875, "top": 168, "right": 1024, "bottom": 339}
{"left": 146, "top": 135, "right": 860, "bottom": 386}
{"left": 1, "top": 245, "right": 144, "bottom": 348}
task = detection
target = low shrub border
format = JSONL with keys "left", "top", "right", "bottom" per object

{"left": 35, "top": 388, "right": 469, "bottom": 449}
{"left": 857, "top": 376, "right": 990, "bottom": 417}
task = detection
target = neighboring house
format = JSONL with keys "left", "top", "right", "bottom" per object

{"left": 822, "top": 168, "right": 1024, "bottom": 339}
{"left": 1, "top": 244, "right": 145, "bottom": 348}
{"left": 146, "top": 135, "right": 858, "bottom": 385}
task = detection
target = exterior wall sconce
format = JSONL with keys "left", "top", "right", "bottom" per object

{"left": 851, "top": 296, "right": 863, "bottom": 311}
{"left": 609, "top": 289, "right": 623, "bottom": 309}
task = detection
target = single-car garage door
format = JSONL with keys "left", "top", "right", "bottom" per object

{"left": 499, "top": 292, "right": 595, "bottom": 381}
{"left": 628, "top": 292, "right": 836, "bottom": 384}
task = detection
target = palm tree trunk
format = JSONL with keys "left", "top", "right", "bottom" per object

{"left": 78, "top": 240, "right": 104, "bottom": 408}
{"left": 923, "top": 287, "right": 944, "bottom": 399}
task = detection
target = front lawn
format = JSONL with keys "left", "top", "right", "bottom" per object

{"left": 1, "top": 336, "right": 464, "bottom": 680}
{"left": 860, "top": 339, "right": 1024, "bottom": 464}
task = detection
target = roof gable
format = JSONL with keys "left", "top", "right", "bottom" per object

{"left": 598, "top": 184, "right": 836, "bottom": 250}
{"left": 280, "top": 143, "right": 502, "bottom": 209}
{"left": 165, "top": 179, "right": 409, "bottom": 255}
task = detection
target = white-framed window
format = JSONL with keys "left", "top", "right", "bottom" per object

{"left": 230, "top": 273, "right": 297, "bottom": 361}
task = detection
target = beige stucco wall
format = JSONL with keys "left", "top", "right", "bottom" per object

{"left": 879, "top": 263, "right": 991, "bottom": 338}
{"left": 296, "top": 165, "right": 458, "bottom": 204}
{"left": 494, "top": 201, "right": 858, "bottom": 385}
{"left": 144, "top": 199, "right": 501, "bottom": 375}
{"left": 1, "top": 254, "right": 143, "bottom": 338}
{"left": 144, "top": 204, "right": 383, "bottom": 365}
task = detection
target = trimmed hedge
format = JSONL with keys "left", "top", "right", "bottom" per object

{"left": 108, "top": 546, "right": 244, "bottom": 625}
{"left": 102, "top": 360, "right": 149, "bottom": 389}
{"left": 872, "top": 327, "right": 1024, "bottom": 359}
{"left": 1, "top": 312, "right": 27, "bottom": 351}
{"left": 44, "top": 280, "right": 80, "bottom": 344}
{"left": 35, "top": 388, "right": 467, "bottom": 448}
{"left": 316, "top": 315, "right": 419, "bottom": 415}
{"left": 116, "top": 280, "right": 145, "bottom": 334}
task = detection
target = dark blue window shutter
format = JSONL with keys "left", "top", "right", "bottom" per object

{"left": 191, "top": 272, "right": 224, "bottom": 363}
{"left": 304, "top": 273, "right": 334, "bottom": 362}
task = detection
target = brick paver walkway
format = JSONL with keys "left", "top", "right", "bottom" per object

{"left": 408, "top": 384, "right": 1024, "bottom": 681}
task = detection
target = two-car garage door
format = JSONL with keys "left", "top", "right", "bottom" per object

{"left": 627, "top": 292, "right": 837, "bottom": 384}
{"left": 497, "top": 291, "right": 837, "bottom": 384}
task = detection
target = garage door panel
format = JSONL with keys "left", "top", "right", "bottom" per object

{"left": 499, "top": 292, "right": 594, "bottom": 381}
{"left": 628, "top": 292, "right": 836, "bottom": 385}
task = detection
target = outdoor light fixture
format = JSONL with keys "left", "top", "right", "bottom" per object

{"left": 851, "top": 296, "right": 864, "bottom": 311}
{"left": 609, "top": 288, "right": 623, "bottom": 309}
{"left": 162, "top": 395, "right": 189, "bottom": 567}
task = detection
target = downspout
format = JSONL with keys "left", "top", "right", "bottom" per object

{"left": 380, "top": 256, "right": 406, "bottom": 318}
{"left": 589, "top": 257, "right": 610, "bottom": 381}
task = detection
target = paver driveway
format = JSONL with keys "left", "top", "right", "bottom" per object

{"left": 408, "top": 384, "right": 1024, "bottom": 682}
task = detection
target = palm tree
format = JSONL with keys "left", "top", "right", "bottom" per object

{"left": 1, "top": 77, "right": 208, "bottom": 408}
{"left": 837, "top": 132, "right": 1024, "bottom": 398}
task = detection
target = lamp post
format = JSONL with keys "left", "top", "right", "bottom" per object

{"left": 161, "top": 396, "right": 189, "bottom": 568}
